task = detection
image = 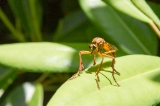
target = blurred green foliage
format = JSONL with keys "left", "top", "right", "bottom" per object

{"left": 0, "top": 0, "right": 160, "bottom": 105}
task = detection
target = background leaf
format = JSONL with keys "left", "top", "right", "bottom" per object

{"left": 2, "top": 82, "right": 43, "bottom": 106}
{"left": 148, "top": 2, "right": 160, "bottom": 18}
{"left": 47, "top": 55, "right": 160, "bottom": 106}
{"left": 0, "top": 67, "right": 17, "bottom": 97}
{"left": 103, "top": 0, "right": 151, "bottom": 22}
{"left": 0, "top": 42, "right": 94, "bottom": 72}
{"left": 53, "top": 10, "right": 96, "bottom": 42}
{"left": 131, "top": 0, "right": 160, "bottom": 28}
{"left": 102, "top": 0, "right": 160, "bottom": 36}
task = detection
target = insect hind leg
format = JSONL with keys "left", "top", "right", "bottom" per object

{"left": 102, "top": 53, "right": 120, "bottom": 86}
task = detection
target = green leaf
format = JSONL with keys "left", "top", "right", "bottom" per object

{"left": 0, "top": 42, "right": 95, "bottom": 72}
{"left": 102, "top": 0, "right": 160, "bottom": 36}
{"left": 131, "top": 0, "right": 160, "bottom": 28}
{"left": 47, "top": 55, "right": 160, "bottom": 106}
{"left": 53, "top": 10, "right": 99, "bottom": 42}
{"left": 148, "top": 2, "right": 160, "bottom": 18}
{"left": 102, "top": 0, "right": 156, "bottom": 23}
{"left": 0, "top": 67, "right": 17, "bottom": 97}
{"left": 2, "top": 82, "right": 43, "bottom": 106}
{"left": 27, "top": 83, "right": 43, "bottom": 106}
{"left": 79, "top": 0, "right": 158, "bottom": 55}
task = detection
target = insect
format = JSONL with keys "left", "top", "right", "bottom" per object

{"left": 69, "top": 37, "right": 120, "bottom": 88}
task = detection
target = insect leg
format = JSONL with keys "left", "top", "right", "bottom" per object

{"left": 95, "top": 53, "right": 104, "bottom": 80}
{"left": 110, "top": 56, "right": 120, "bottom": 86}
{"left": 68, "top": 51, "right": 91, "bottom": 80}
{"left": 111, "top": 57, "right": 120, "bottom": 75}
{"left": 93, "top": 54, "right": 96, "bottom": 65}
{"left": 103, "top": 50, "right": 120, "bottom": 75}
{"left": 78, "top": 51, "right": 91, "bottom": 73}
{"left": 102, "top": 53, "right": 120, "bottom": 86}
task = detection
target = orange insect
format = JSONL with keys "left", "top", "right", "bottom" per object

{"left": 69, "top": 37, "right": 120, "bottom": 88}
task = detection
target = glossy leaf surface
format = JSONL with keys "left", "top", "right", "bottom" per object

{"left": 47, "top": 55, "right": 160, "bottom": 106}
{"left": 0, "top": 42, "right": 93, "bottom": 72}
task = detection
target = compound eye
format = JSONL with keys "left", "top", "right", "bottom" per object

{"left": 93, "top": 44, "right": 96, "bottom": 50}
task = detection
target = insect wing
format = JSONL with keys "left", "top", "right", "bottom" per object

{"left": 111, "top": 44, "right": 118, "bottom": 51}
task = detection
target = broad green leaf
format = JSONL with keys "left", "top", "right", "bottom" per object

{"left": 53, "top": 10, "right": 100, "bottom": 42}
{"left": 79, "top": 0, "right": 158, "bottom": 55}
{"left": 0, "top": 42, "right": 96, "bottom": 72}
{"left": 102, "top": 0, "right": 160, "bottom": 36}
{"left": 2, "top": 82, "right": 43, "bottom": 106}
{"left": 148, "top": 2, "right": 160, "bottom": 18}
{"left": 0, "top": 67, "right": 17, "bottom": 97}
{"left": 131, "top": 0, "right": 160, "bottom": 28}
{"left": 47, "top": 55, "right": 160, "bottom": 106}
{"left": 102, "top": 0, "right": 152, "bottom": 23}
